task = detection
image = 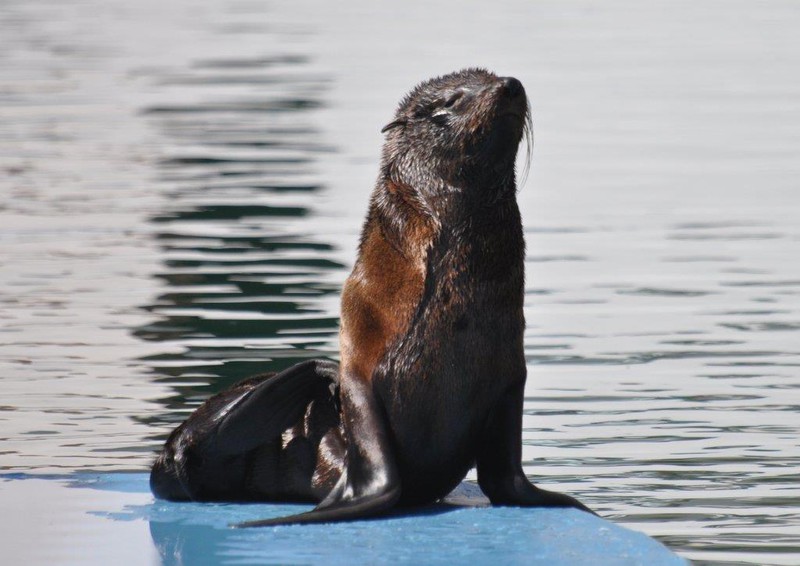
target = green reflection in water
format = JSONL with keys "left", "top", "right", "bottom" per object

{"left": 136, "top": 54, "right": 342, "bottom": 430}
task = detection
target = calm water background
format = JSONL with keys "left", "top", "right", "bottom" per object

{"left": 1, "top": 1, "right": 799, "bottom": 564}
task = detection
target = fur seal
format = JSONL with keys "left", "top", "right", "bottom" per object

{"left": 150, "top": 68, "right": 593, "bottom": 526}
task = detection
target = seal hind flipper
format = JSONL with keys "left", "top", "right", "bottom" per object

{"left": 150, "top": 359, "right": 340, "bottom": 502}
{"left": 212, "top": 359, "right": 338, "bottom": 455}
{"left": 232, "top": 372, "right": 401, "bottom": 527}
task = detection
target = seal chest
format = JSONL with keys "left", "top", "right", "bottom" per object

{"left": 150, "top": 69, "right": 593, "bottom": 525}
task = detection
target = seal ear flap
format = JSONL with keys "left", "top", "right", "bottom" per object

{"left": 381, "top": 118, "right": 407, "bottom": 134}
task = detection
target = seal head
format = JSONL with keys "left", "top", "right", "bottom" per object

{"left": 381, "top": 68, "right": 530, "bottom": 200}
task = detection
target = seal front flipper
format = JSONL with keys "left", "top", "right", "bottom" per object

{"left": 232, "top": 477, "right": 400, "bottom": 527}
{"left": 150, "top": 359, "right": 339, "bottom": 502}
{"left": 477, "top": 380, "right": 596, "bottom": 515}
{"left": 233, "top": 373, "right": 401, "bottom": 527}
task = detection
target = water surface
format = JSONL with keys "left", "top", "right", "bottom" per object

{"left": 1, "top": 1, "right": 799, "bottom": 564}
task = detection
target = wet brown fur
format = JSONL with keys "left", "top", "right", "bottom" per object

{"left": 339, "top": 184, "right": 434, "bottom": 387}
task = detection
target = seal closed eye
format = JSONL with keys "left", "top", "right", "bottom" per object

{"left": 150, "top": 68, "right": 593, "bottom": 526}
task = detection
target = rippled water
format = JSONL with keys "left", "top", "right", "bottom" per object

{"left": 2, "top": 1, "right": 799, "bottom": 564}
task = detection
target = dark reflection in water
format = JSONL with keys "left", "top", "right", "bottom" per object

{"left": 136, "top": 55, "right": 342, "bottom": 425}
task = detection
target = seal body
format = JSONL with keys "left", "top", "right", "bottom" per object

{"left": 150, "top": 68, "right": 592, "bottom": 525}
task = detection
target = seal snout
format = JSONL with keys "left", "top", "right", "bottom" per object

{"left": 494, "top": 76, "right": 527, "bottom": 120}
{"left": 499, "top": 76, "right": 524, "bottom": 99}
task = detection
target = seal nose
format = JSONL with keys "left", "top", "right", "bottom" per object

{"left": 499, "top": 76, "right": 524, "bottom": 99}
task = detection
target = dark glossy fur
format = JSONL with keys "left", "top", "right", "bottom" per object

{"left": 150, "top": 360, "right": 344, "bottom": 503}
{"left": 150, "top": 69, "right": 593, "bottom": 526}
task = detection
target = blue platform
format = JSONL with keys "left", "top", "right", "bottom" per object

{"left": 1, "top": 473, "right": 686, "bottom": 565}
